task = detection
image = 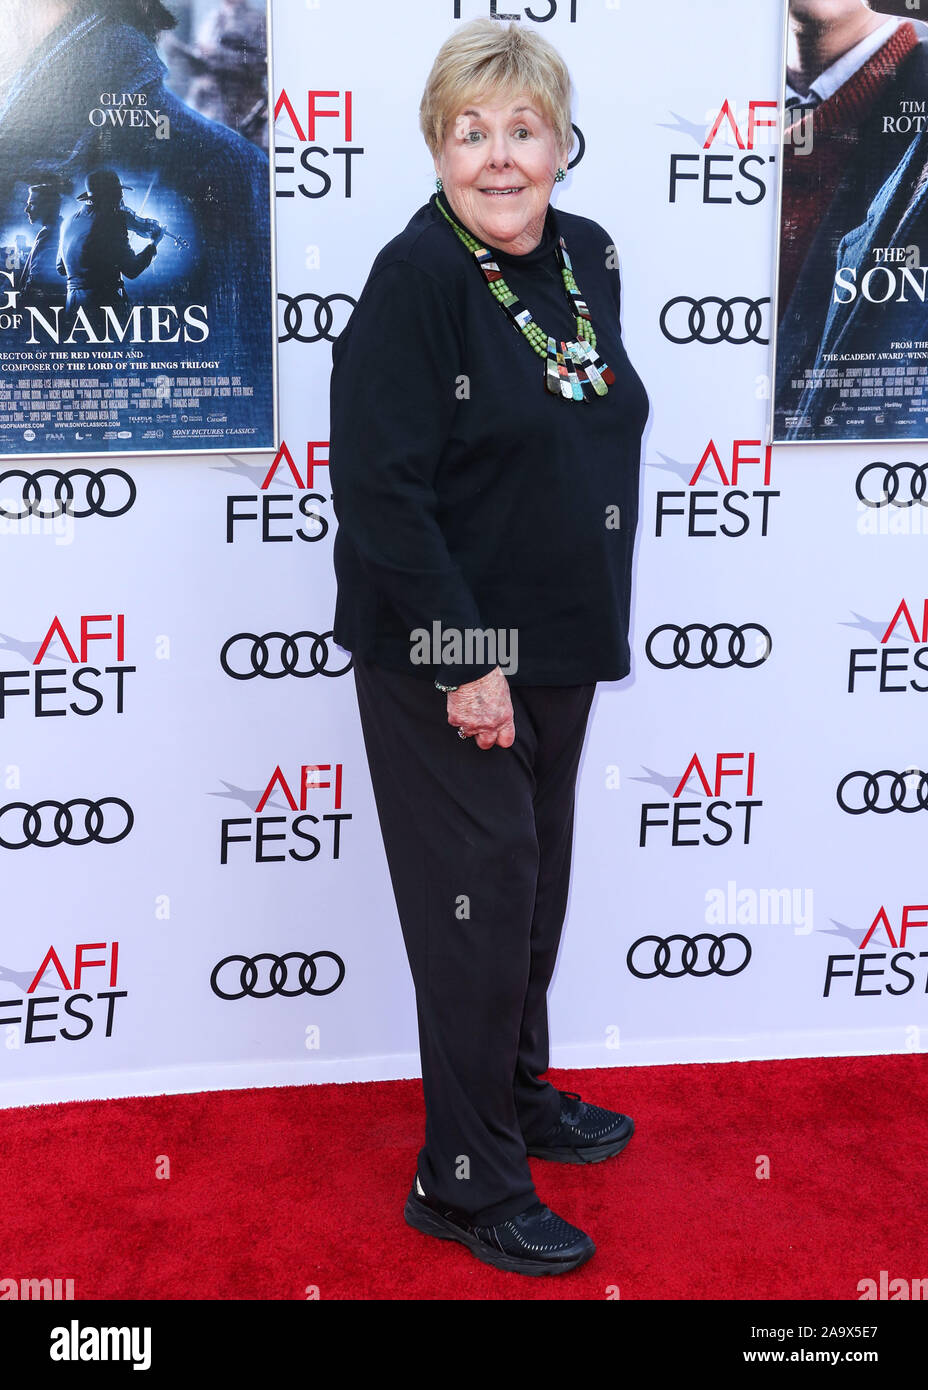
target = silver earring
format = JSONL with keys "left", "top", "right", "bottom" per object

{"left": 436, "top": 176, "right": 443, "bottom": 192}
{"left": 555, "top": 167, "right": 566, "bottom": 183}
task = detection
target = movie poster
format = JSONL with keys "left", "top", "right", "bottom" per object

{"left": 0, "top": 0, "right": 275, "bottom": 459}
{"left": 773, "top": 0, "right": 928, "bottom": 445}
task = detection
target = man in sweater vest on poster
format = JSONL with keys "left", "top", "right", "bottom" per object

{"left": 774, "top": 1, "right": 928, "bottom": 434}
{"left": 783, "top": 119, "right": 928, "bottom": 439}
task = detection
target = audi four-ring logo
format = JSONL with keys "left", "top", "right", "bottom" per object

{"left": 659, "top": 296, "right": 770, "bottom": 345}
{"left": 0, "top": 798, "right": 134, "bottom": 849}
{"left": 219, "top": 631, "right": 352, "bottom": 679}
{"left": 627, "top": 934, "right": 752, "bottom": 978}
{"left": 0, "top": 469, "right": 136, "bottom": 518}
{"left": 277, "top": 292, "right": 356, "bottom": 343}
{"left": 856, "top": 463, "right": 928, "bottom": 508}
{"left": 836, "top": 770, "right": 928, "bottom": 815}
{"left": 210, "top": 952, "right": 346, "bottom": 998}
{"left": 645, "top": 624, "right": 772, "bottom": 669}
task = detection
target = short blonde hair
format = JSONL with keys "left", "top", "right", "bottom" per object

{"left": 419, "top": 18, "right": 573, "bottom": 159}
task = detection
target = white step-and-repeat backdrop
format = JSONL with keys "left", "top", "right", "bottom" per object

{"left": 3, "top": 0, "right": 926, "bottom": 1108}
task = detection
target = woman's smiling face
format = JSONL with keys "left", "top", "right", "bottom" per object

{"left": 434, "top": 91, "right": 567, "bottom": 255}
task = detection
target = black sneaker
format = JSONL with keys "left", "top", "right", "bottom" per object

{"left": 525, "top": 1091, "right": 634, "bottom": 1164}
{"left": 403, "top": 1175, "right": 595, "bottom": 1276}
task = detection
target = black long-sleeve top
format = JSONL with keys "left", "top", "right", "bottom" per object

{"left": 329, "top": 192, "right": 649, "bottom": 687}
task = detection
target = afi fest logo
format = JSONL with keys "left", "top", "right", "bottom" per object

{"left": 223, "top": 440, "right": 331, "bottom": 544}
{"left": 274, "top": 88, "right": 362, "bottom": 199}
{"left": 0, "top": 614, "right": 134, "bottom": 719}
{"left": 218, "top": 763, "right": 350, "bottom": 863}
{"left": 452, "top": 1, "right": 579, "bottom": 22}
{"left": 824, "top": 904, "right": 928, "bottom": 999}
{"left": 846, "top": 599, "right": 928, "bottom": 692}
{"left": 0, "top": 942, "right": 126, "bottom": 1045}
{"left": 652, "top": 439, "right": 779, "bottom": 538}
{"left": 665, "top": 98, "right": 810, "bottom": 207}
{"left": 639, "top": 752, "right": 760, "bottom": 847}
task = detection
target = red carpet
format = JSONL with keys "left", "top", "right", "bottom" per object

{"left": 1, "top": 1055, "right": 926, "bottom": 1300}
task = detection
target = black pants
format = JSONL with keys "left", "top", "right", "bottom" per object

{"left": 352, "top": 657, "right": 596, "bottom": 1225}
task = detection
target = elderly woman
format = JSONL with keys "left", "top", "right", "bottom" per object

{"left": 329, "top": 18, "right": 648, "bottom": 1277}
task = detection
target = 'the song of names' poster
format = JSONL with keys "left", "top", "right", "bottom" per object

{"left": 773, "top": 0, "right": 928, "bottom": 444}
{"left": 0, "top": 0, "right": 276, "bottom": 458}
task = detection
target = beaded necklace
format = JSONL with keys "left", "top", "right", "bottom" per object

{"left": 435, "top": 194, "right": 615, "bottom": 403}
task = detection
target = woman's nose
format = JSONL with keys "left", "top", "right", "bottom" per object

{"left": 485, "top": 134, "right": 513, "bottom": 168}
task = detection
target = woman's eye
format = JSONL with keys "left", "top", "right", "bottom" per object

{"left": 514, "top": 127, "right": 530, "bottom": 139}
{"left": 466, "top": 130, "right": 483, "bottom": 142}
